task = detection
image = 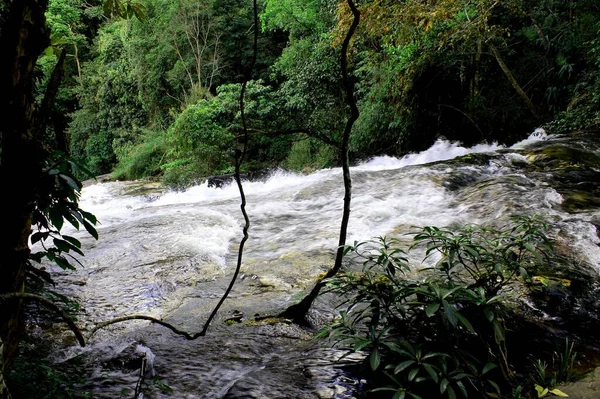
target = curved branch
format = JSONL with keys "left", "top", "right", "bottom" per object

{"left": 89, "top": 315, "right": 202, "bottom": 341}
{"left": 0, "top": 292, "right": 85, "bottom": 347}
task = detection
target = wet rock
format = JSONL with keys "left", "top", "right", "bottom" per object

{"left": 207, "top": 169, "right": 276, "bottom": 188}
{"left": 101, "top": 342, "right": 155, "bottom": 375}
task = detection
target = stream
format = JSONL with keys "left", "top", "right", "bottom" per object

{"left": 42, "top": 129, "right": 600, "bottom": 398}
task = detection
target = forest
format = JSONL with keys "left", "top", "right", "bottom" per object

{"left": 22, "top": 0, "right": 600, "bottom": 185}
{"left": 1, "top": 0, "right": 600, "bottom": 398}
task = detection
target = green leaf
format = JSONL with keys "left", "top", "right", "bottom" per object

{"left": 447, "top": 385, "right": 456, "bottom": 399}
{"left": 53, "top": 238, "right": 84, "bottom": 256}
{"left": 456, "top": 312, "right": 476, "bottom": 334}
{"left": 354, "top": 339, "right": 371, "bottom": 351}
{"left": 456, "top": 381, "right": 468, "bottom": 397}
{"left": 58, "top": 173, "right": 82, "bottom": 192}
{"left": 80, "top": 209, "right": 97, "bottom": 225}
{"left": 483, "top": 308, "right": 495, "bottom": 322}
{"left": 426, "top": 302, "right": 440, "bottom": 317}
{"left": 482, "top": 362, "right": 497, "bottom": 375}
{"left": 393, "top": 391, "right": 406, "bottom": 399}
{"left": 49, "top": 208, "right": 64, "bottom": 231}
{"left": 54, "top": 256, "right": 75, "bottom": 271}
{"left": 370, "top": 349, "right": 381, "bottom": 371}
{"left": 83, "top": 220, "right": 99, "bottom": 240}
{"left": 488, "top": 380, "right": 501, "bottom": 393}
{"left": 440, "top": 378, "right": 449, "bottom": 394}
{"left": 408, "top": 367, "right": 419, "bottom": 381}
{"left": 423, "top": 363, "right": 438, "bottom": 382}
{"left": 443, "top": 300, "right": 458, "bottom": 327}
{"left": 394, "top": 360, "right": 416, "bottom": 374}
{"left": 62, "top": 235, "right": 81, "bottom": 248}
{"left": 548, "top": 388, "right": 568, "bottom": 397}
{"left": 535, "top": 384, "right": 549, "bottom": 397}
{"left": 31, "top": 231, "right": 48, "bottom": 245}
{"left": 62, "top": 209, "right": 79, "bottom": 229}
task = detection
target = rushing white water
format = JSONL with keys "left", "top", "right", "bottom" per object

{"left": 47, "top": 129, "right": 600, "bottom": 398}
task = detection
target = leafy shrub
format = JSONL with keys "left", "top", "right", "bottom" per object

{"left": 319, "top": 216, "right": 556, "bottom": 398}
{"left": 113, "top": 130, "right": 168, "bottom": 180}
{"left": 83, "top": 130, "right": 117, "bottom": 176}
{"left": 284, "top": 137, "right": 336, "bottom": 172}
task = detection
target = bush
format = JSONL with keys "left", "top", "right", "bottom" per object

{"left": 113, "top": 130, "right": 168, "bottom": 180}
{"left": 319, "top": 216, "right": 565, "bottom": 398}
{"left": 284, "top": 137, "right": 336, "bottom": 172}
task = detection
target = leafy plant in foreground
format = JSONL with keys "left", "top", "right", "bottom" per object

{"left": 320, "top": 216, "right": 556, "bottom": 398}
{"left": 26, "top": 151, "right": 99, "bottom": 311}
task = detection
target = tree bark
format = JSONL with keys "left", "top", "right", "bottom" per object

{"left": 489, "top": 43, "right": 540, "bottom": 120}
{"left": 280, "top": 0, "right": 360, "bottom": 325}
{"left": 0, "top": 0, "right": 50, "bottom": 365}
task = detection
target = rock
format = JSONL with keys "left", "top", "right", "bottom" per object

{"left": 558, "top": 367, "right": 600, "bottom": 398}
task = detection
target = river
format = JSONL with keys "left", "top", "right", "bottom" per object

{"left": 44, "top": 129, "right": 600, "bottom": 398}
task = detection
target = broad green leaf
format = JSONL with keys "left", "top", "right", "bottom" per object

{"left": 425, "top": 302, "right": 440, "bottom": 317}
{"left": 483, "top": 308, "right": 495, "bottom": 322}
{"left": 58, "top": 173, "right": 82, "bottom": 192}
{"left": 54, "top": 256, "right": 75, "bottom": 271}
{"left": 393, "top": 391, "right": 406, "bottom": 399}
{"left": 440, "top": 378, "right": 449, "bottom": 394}
{"left": 370, "top": 349, "right": 381, "bottom": 371}
{"left": 548, "top": 388, "right": 568, "bottom": 397}
{"left": 423, "top": 363, "right": 438, "bottom": 382}
{"left": 394, "top": 360, "right": 416, "bottom": 374}
{"left": 443, "top": 300, "right": 458, "bottom": 327}
{"left": 447, "top": 385, "right": 456, "bottom": 399}
{"left": 482, "top": 362, "right": 497, "bottom": 375}
{"left": 354, "top": 339, "right": 371, "bottom": 351}
{"left": 62, "top": 235, "right": 81, "bottom": 248}
{"left": 535, "top": 385, "right": 549, "bottom": 397}
{"left": 83, "top": 220, "right": 99, "bottom": 240}
{"left": 408, "top": 367, "right": 419, "bottom": 381}
{"left": 49, "top": 208, "right": 64, "bottom": 231}
{"left": 456, "top": 313, "right": 475, "bottom": 334}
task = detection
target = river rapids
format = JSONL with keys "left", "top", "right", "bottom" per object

{"left": 39, "top": 129, "right": 600, "bottom": 398}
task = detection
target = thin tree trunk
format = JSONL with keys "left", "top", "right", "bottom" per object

{"left": 280, "top": 0, "right": 360, "bottom": 325}
{"left": 489, "top": 43, "right": 540, "bottom": 119}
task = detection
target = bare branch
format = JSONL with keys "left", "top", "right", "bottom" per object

{"left": 89, "top": 314, "right": 203, "bottom": 340}
{"left": 0, "top": 292, "right": 85, "bottom": 347}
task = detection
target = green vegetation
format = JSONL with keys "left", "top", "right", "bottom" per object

{"left": 319, "top": 216, "right": 582, "bottom": 398}
{"left": 42, "top": 0, "right": 599, "bottom": 185}
{"left": 2, "top": 0, "right": 600, "bottom": 396}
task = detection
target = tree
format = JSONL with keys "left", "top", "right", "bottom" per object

{"left": 0, "top": 0, "right": 136, "bottom": 380}
{"left": 0, "top": 0, "right": 54, "bottom": 368}
{"left": 281, "top": 0, "right": 360, "bottom": 324}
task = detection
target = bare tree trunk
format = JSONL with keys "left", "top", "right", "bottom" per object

{"left": 280, "top": 0, "right": 360, "bottom": 325}
{"left": 0, "top": 0, "right": 50, "bottom": 366}
{"left": 489, "top": 43, "right": 540, "bottom": 120}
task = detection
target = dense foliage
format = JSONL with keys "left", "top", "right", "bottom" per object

{"left": 320, "top": 216, "right": 577, "bottom": 398}
{"left": 39, "top": 0, "right": 599, "bottom": 184}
